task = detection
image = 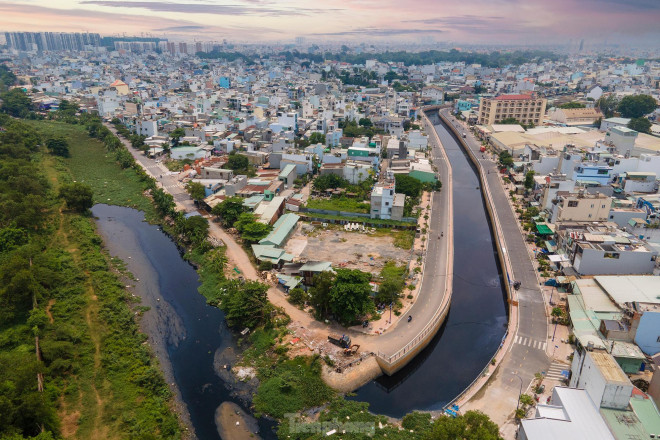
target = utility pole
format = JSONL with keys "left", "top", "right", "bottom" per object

{"left": 514, "top": 374, "right": 523, "bottom": 413}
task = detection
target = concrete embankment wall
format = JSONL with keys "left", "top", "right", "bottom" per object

{"left": 375, "top": 107, "right": 454, "bottom": 376}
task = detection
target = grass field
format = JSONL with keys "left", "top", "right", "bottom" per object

{"left": 306, "top": 196, "right": 370, "bottom": 214}
{"left": 25, "top": 120, "right": 157, "bottom": 218}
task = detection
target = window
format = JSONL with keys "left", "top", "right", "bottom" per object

{"left": 597, "top": 169, "right": 609, "bottom": 175}
{"left": 610, "top": 215, "right": 614, "bottom": 219}
{"left": 604, "top": 252, "right": 620, "bottom": 259}
{"left": 568, "top": 201, "right": 579, "bottom": 207}
{"left": 657, "top": 336, "right": 660, "bottom": 343}
{"left": 588, "top": 214, "right": 592, "bottom": 218}
{"left": 590, "top": 204, "right": 594, "bottom": 208}
{"left": 385, "top": 202, "right": 389, "bottom": 206}
{"left": 602, "top": 205, "right": 606, "bottom": 209}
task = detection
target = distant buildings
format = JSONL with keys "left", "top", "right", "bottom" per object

{"left": 4, "top": 32, "right": 100, "bottom": 51}
{"left": 478, "top": 94, "right": 547, "bottom": 126}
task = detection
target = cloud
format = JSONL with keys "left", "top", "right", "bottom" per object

{"left": 156, "top": 25, "right": 207, "bottom": 31}
{"left": 314, "top": 28, "right": 444, "bottom": 37}
{"left": 80, "top": 1, "right": 341, "bottom": 16}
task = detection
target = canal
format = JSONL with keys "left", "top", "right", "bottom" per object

{"left": 92, "top": 204, "right": 276, "bottom": 439}
{"left": 349, "top": 113, "right": 508, "bottom": 417}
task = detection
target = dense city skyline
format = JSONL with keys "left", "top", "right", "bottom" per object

{"left": 1, "top": 0, "right": 660, "bottom": 45}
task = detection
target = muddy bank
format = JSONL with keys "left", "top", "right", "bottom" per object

{"left": 92, "top": 204, "right": 277, "bottom": 439}
{"left": 94, "top": 209, "right": 195, "bottom": 438}
{"left": 322, "top": 356, "right": 382, "bottom": 393}
{"left": 216, "top": 402, "right": 261, "bottom": 440}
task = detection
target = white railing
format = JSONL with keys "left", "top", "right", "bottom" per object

{"left": 377, "top": 107, "right": 453, "bottom": 367}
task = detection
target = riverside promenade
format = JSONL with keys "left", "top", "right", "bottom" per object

{"left": 438, "top": 110, "right": 549, "bottom": 438}
{"left": 374, "top": 108, "right": 454, "bottom": 375}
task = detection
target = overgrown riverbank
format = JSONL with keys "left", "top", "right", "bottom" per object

{"left": 0, "top": 115, "right": 181, "bottom": 439}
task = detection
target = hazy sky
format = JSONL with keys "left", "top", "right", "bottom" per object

{"left": 2, "top": 0, "right": 659, "bottom": 44}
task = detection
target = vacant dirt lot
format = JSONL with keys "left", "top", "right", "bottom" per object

{"left": 284, "top": 224, "right": 410, "bottom": 274}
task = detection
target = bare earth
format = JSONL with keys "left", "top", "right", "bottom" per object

{"left": 285, "top": 225, "right": 409, "bottom": 274}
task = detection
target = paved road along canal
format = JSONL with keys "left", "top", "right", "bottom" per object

{"left": 350, "top": 113, "right": 508, "bottom": 417}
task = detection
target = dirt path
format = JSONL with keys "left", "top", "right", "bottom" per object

{"left": 45, "top": 299, "right": 55, "bottom": 324}
{"left": 55, "top": 212, "right": 111, "bottom": 440}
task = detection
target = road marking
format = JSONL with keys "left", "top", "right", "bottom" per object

{"left": 516, "top": 336, "right": 546, "bottom": 351}
{"left": 545, "top": 361, "right": 569, "bottom": 381}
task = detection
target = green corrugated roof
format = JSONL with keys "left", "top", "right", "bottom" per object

{"left": 536, "top": 223, "right": 553, "bottom": 235}
{"left": 300, "top": 261, "right": 332, "bottom": 273}
{"left": 630, "top": 396, "right": 660, "bottom": 435}
{"left": 409, "top": 170, "right": 437, "bottom": 183}
{"left": 251, "top": 244, "right": 293, "bottom": 264}
{"left": 279, "top": 163, "right": 297, "bottom": 178}
{"left": 258, "top": 213, "right": 299, "bottom": 247}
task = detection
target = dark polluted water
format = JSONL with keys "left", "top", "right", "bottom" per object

{"left": 92, "top": 204, "right": 277, "bottom": 439}
{"left": 349, "top": 115, "right": 508, "bottom": 417}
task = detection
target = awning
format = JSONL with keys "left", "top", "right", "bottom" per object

{"left": 536, "top": 223, "right": 554, "bottom": 235}
{"left": 544, "top": 240, "right": 557, "bottom": 252}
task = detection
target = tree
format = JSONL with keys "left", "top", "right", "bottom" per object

{"left": 627, "top": 117, "right": 652, "bottom": 134}
{"left": 186, "top": 181, "right": 206, "bottom": 201}
{"left": 617, "top": 94, "right": 657, "bottom": 118}
{"left": 114, "top": 148, "right": 134, "bottom": 168}
{"left": 498, "top": 151, "right": 514, "bottom": 167}
{"left": 596, "top": 94, "right": 619, "bottom": 118}
{"left": 218, "top": 280, "right": 270, "bottom": 328}
{"left": 376, "top": 278, "right": 402, "bottom": 304}
{"left": 59, "top": 182, "right": 93, "bottom": 212}
{"left": 308, "top": 132, "right": 326, "bottom": 145}
{"left": 0, "top": 227, "right": 28, "bottom": 253}
{"left": 233, "top": 212, "right": 271, "bottom": 243}
{"left": 329, "top": 269, "right": 375, "bottom": 325}
{"left": 309, "top": 271, "right": 334, "bottom": 319}
{"left": 551, "top": 307, "right": 563, "bottom": 320}
{"left": 224, "top": 152, "right": 249, "bottom": 172}
{"left": 169, "top": 127, "right": 186, "bottom": 146}
{"left": 0, "top": 88, "right": 32, "bottom": 117}
{"left": 403, "top": 119, "right": 412, "bottom": 131}
{"left": 151, "top": 188, "right": 176, "bottom": 216}
{"left": 559, "top": 101, "right": 585, "bottom": 109}
{"left": 240, "top": 221, "right": 271, "bottom": 243}
{"left": 358, "top": 117, "right": 373, "bottom": 127}
{"left": 394, "top": 174, "right": 422, "bottom": 198}
{"left": 181, "top": 215, "right": 209, "bottom": 246}
{"left": 211, "top": 196, "right": 246, "bottom": 227}
{"left": 424, "top": 410, "right": 502, "bottom": 440}
{"left": 313, "top": 174, "right": 348, "bottom": 191}
{"left": 288, "top": 287, "right": 309, "bottom": 306}
{"left": 104, "top": 135, "right": 122, "bottom": 152}
{"left": 524, "top": 170, "right": 535, "bottom": 190}
{"left": 45, "top": 137, "right": 70, "bottom": 157}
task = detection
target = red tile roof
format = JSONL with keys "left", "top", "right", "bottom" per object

{"left": 494, "top": 94, "right": 534, "bottom": 101}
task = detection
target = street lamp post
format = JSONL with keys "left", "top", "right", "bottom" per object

{"left": 552, "top": 319, "right": 559, "bottom": 342}
{"left": 549, "top": 284, "right": 555, "bottom": 305}
{"left": 514, "top": 374, "right": 524, "bottom": 413}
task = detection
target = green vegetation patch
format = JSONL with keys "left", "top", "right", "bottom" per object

{"left": 306, "top": 197, "right": 370, "bottom": 214}
{"left": 24, "top": 120, "right": 157, "bottom": 218}
{"left": 253, "top": 355, "right": 334, "bottom": 419}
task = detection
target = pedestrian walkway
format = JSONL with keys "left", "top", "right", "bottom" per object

{"left": 544, "top": 361, "right": 569, "bottom": 381}
{"left": 514, "top": 335, "right": 547, "bottom": 351}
